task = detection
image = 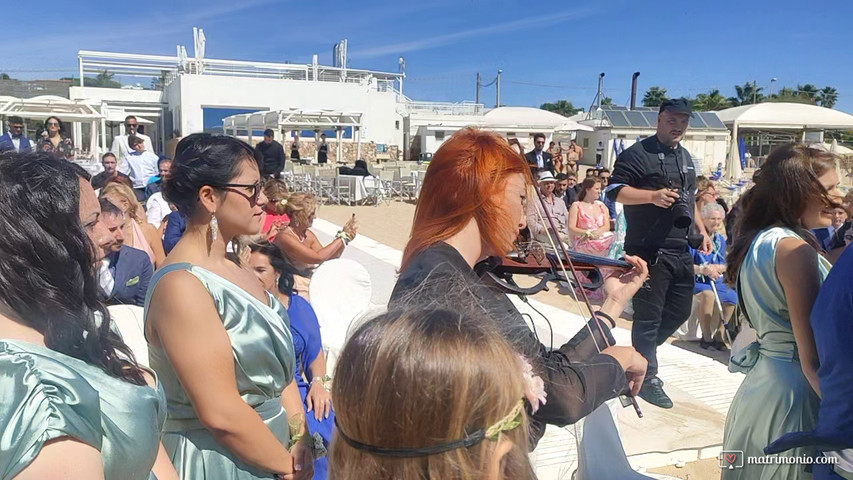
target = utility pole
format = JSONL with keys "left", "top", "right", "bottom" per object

{"left": 476, "top": 72, "right": 481, "bottom": 105}
{"left": 496, "top": 69, "right": 502, "bottom": 108}
{"left": 753, "top": 80, "right": 758, "bottom": 104}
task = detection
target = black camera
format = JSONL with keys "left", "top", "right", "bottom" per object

{"left": 669, "top": 188, "right": 693, "bottom": 229}
{"left": 687, "top": 233, "right": 704, "bottom": 250}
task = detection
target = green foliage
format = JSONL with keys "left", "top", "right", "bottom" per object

{"left": 540, "top": 99, "right": 581, "bottom": 117}
{"left": 728, "top": 82, "right": 765, "bottom": 106}
{"left": 642, "top": 86, "right": 668, "bottom": 107}
{"left": 601, "top": 97, "right": 613, "bottom": 106}
{"left": 692, "top": 89, "right": 730, "bottom": 111}
{"left": 60, "top": 70, "right": 122, "bottom": 88}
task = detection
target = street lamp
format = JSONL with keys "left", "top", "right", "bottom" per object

{"left": 769, "top": 77, "right": 777, "bottom": 97}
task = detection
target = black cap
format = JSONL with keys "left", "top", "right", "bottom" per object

{"left": 263, "top": 128, "right": 274, "bottom": 137}
{"left": 659, "top": 98, "right": 693, "bottom": 116}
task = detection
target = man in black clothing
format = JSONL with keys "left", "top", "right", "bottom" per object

{"left": 91, "top": 152, "right": 130, "bottom": 190}
{"left": 255, "top": 129, "right": 286, "bottom": 179}
{"left": 317, "top": 133, "right": 329, "bottom": 164}
{"left": 524, "top": 133, "right": 554, "bottom": 175}
{"left": 606, "top": 98, "right": 711, "bottom": 409}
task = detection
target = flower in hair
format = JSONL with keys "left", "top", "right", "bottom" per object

{"left": 278, "top": 198, "right": 288, "bottom": 208}
{"left": 518, "top": 354, "right": 547, "bottom": 413}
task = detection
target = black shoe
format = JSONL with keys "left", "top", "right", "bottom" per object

{"left": 712, "top": 340, "right": 728, "bottom": 351}
{"left": 639, "top": 376, "right": 674, "bottom": 409}
{"left": 699, "top": 339, "right": 713, "bottom": 349}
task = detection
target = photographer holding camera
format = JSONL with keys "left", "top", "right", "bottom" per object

{"left": 606, "top": 98, "right": 712, "bottom": 409}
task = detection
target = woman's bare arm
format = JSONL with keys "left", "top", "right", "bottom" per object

{"left": 274, "top": 231, "right": 344, "bottom": 266}
{"left": 14, "top": 438, "right": 105, "bottom": 480}
{"left": 776, "top": 237, "right": 822, "bottom": 397}
{"left": 141, "top": 222, "right": 167, "bottom": 268}
{"left": 147, "top": 271, "right": 293, "bottom": 474}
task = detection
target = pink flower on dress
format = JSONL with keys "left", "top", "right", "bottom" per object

{"left": 518, "top": 354, "right": 547, "bottom": 413}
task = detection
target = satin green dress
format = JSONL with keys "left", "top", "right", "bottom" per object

{"left": 145, "top": 263, "right": 295, "bottom": 480}
{"left": 723, "top": 227, "right": 831, "bottom": 480}
{"left": 0, "top": 340, "right": 166, "bottom": 480}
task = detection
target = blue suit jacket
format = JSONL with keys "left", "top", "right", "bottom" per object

{"left": 0, "top": 133, "right": 32, "bottom": 153}
{"left": 107, "top": 246, "right": 153, "bottom": 307}
{"left": 163, "top": 211, "right": 186, "bottom": 254}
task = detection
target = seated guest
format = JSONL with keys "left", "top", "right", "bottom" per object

{"left": 145, "top": 158, "right": 174, "bottom": 229}
{"left": 568, "top": 177, "right": 614, "bottom": 256}
{"left": 118, "top": 135, "right": 159, "bottom": 202}
{"left": 162, "top": 210, "right": 186, "bottom": 254}
{"left": 0, "top": 152, "right": 176, "bottom": 480}
{"left": 527, "top": 171, "right": 571, "bottom": 249}
{"left": 99, "top": 198, "right": 153, "bottom": 307}
{"left": 144, "top": 157, "right": 172, "bottom": 198}
{"left": 554, "top": 172, "right": 578, "bottom": 207}
{"left": 92, "top": 152, "right": 130, "bottom": 190}
{"left": 261, "top": 179, "right": 290, "bottom": 240}
{"left": 274, "top": 192, "right": 358, "bottom": 275}
{"left": 351, "top": 159, "right": 371, "bottom": 176}
{"left": 248, "top": 241, "right": 334, "bottom": 480}
{"left": 101, "top": 182, "right": 166, "bottom": 268}
{"left": 690, "top": 203, "right": 735, "bottom": 350}
{"left": 0, "top": 115, "right": 32, "bottom": 153}
{"left": 330, "top": 307, "right": 535, "bottom": 480}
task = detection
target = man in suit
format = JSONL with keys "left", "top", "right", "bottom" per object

{"left": 98, "top": 198, "right": 152, "bottom": 307}
{"left": 0, "top": 116, "right": 32, "bottom": 153}
{"left": 110, "top": 115, "right": 154, "bottom": 170}
{"left": 524, "top": 133, "right": 554, "bottom": 175}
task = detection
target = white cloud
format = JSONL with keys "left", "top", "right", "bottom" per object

{"left": 353, "top": 7, "right": 598, "bottom": 59}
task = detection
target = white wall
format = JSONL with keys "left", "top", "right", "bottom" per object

{"left": 70, "top": 86, "right": 164, "bottom": 104}
{"left": 175, "top": 75, "right": 403, "bottom": 146}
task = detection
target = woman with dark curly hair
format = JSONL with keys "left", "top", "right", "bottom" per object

{"left": 39, "top": 116, "right": 75, "bottom": 160}
{"left": 0, "top": 152, "right": 176, "bottom": 480}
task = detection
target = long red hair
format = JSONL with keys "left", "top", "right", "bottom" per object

{"left": 401, "top": 128, "right": 533, "bottom": 271}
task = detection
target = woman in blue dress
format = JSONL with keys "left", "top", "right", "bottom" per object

{"left": 690, "top": 202, "right": 736, "bottom": 350}
{"left": 248, "top": 240, "right": 334, "bottom": 480}
{"left": 723, "top": 143, "right": 842, "bottom": 480}
{"left": 0, "top": 152, "right": 175, "bottom": 480}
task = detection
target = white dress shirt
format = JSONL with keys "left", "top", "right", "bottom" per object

{"left": 11, "top": 136, "right": 20, "bottom": 151}
{"left": 119, "top": 150, "right": 159, "bottom": 189}
{"left": 146, "top": 192, "right": 171, "bottom": 228}
{"left": 110, "top": 133, "right": 154, "bottom": 168}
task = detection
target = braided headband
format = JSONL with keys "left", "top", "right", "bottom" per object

{"left": 334, "top": 400, "right": 524, "bottom": 457}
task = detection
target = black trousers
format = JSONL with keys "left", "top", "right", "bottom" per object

{"left": 626, "top": 248, "right": 695, "bottom": 379}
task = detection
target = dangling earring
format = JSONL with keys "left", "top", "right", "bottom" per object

{"left": 210, "top": 212, "right": 219, "bottom": 242}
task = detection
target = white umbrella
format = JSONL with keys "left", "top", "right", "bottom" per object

{"left": 554, "top": 120, "right": 594, "bottom": 132}
{"left": 725, "top": 125, "right": 742, "bottom": 179}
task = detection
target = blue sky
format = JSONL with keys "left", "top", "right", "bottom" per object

{"left": 5, "top": 0, "right": 853, "bottom": 111}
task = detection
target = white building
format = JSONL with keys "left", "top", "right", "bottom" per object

{"left": 66, "top": 31, "right": 406, "bottom": 161}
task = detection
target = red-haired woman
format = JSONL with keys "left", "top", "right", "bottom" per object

{"left": 390, "top": 127, "right": 649, "bottom": 447}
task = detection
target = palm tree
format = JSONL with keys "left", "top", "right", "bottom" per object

{"left": 540, "top": 100, "right": 581, "bottom": 117}
{"left": 693, "top": 89, "right": 730, "bottom": 111}
{"left": 601, "top": 97, "right": 614, "bottom": 107}
{"left": 642, "top": 86, "right": 668, "bottom": 107}
{"left": 729, "top": 82, "right": 765, "bottom": 106}
{"left": 817, "top": 86, "right": 839, "bottom": 108}
{"left": 769, "top": 86, "right": 816, "bottom": 104}
{"left": 797, "top": 84, "right": 820, "bottom": 102}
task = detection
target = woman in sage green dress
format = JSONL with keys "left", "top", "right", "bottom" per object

{"left": 0, "top": 153, "right": 176, "bottom": 480}
{"left": 144, "top": 134, "right": 313, "bottom": 479}
{"left": 723, "top": 144, "right": 842, "bottom": 480}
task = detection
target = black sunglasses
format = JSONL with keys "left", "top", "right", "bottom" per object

{"left": 214, "top": 181, "right": 264, "bottom": 205}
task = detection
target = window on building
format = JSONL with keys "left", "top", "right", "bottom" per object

{"left": 583, "top": 138, "right": 589, "bottom": 148}
{"left": 435, "top": 131, "right": 445, "bottom": 140}
{"left": 395, "top": 120, "right": 400, "bottom": 130}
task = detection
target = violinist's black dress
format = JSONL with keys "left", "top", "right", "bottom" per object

{"left": 390, "top": 242, "right": 630, "bottom": 448}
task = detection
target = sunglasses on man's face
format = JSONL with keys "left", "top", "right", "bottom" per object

{"left": 10, "top": 125, "right": 23, "bottom": 129}
{"left": 47, "top": 122, "right": 59, "bottom": 127}
{"left": 126, "top": 123, "right": 138, "bottom": 127}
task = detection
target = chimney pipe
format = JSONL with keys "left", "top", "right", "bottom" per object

{"left": 596, "top": 73, "right": 605, "bottom": 109}
{"left": 630, "top": 72, "right": 640, "bottom": 110}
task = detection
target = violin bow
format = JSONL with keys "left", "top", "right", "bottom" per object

{"left": 530, "top": 182, "right": 644, "bottom": 418}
